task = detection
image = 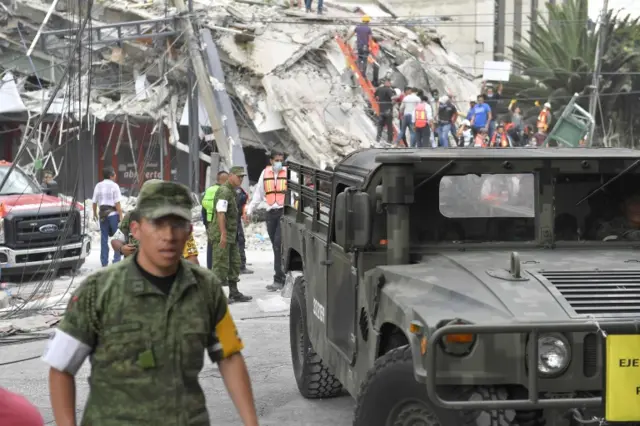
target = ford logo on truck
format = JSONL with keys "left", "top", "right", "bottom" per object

{"left": 39, "top": 224, "right": 59, "bottom": 234}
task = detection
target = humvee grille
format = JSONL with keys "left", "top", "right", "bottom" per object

{"left": 542, "top": 270, "right": 640, "bottom": 317}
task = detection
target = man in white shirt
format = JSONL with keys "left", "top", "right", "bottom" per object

{"left": 395, "top": 87, "right": 421, "bottom": 146}
{"left": 246, "top": 152, "right": 287, "bottom": 291}
{"left": 92, "top": 167, "right": 123, "bottom": 267}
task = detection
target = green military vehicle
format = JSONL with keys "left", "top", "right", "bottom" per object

{"left": 282, "top": 148, "right": 640, "bottom": 426}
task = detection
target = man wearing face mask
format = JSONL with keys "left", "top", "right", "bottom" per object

{"left": 246, "top": 152, "right": 287, "bottom": 292}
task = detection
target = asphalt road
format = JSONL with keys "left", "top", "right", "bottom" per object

{"left": 0, "top": 249, "right": 355, "bottom": 425}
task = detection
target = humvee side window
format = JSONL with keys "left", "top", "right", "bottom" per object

{"left": 555, "top": 173, "right": 640, "bottom": 241}
{"left": 435, "top": 173, "right": 535, "bottom": 243}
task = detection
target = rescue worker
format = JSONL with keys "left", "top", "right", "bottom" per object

{"left": 537, "top": 102, "right": 552, "bottom": 134}
{"left": 111, "top": 180, "right": 200, "bottom": 265}
{"left": 347, "top": 15, "right": 373, "bottom": 78}
{"left": 246, "top": 152, "right": 287, "bottom": 292}
{"left": 202, "top": 171, "right": 229, "bottom": 269}
{"left": 374, "top": 79, "right": 395, "bottom": 144}
{"left": 236, "top": 183, "right": 253, "bottom": 275}
{"left": 210, "top": 166, "right": 253, "bottom": 303}
{"left": 43, "top": 180, "right": 260, "bottom": 426}
{"left": 368, "top": 38, "right": 380, "bottom": 87}
{"left": 436, "top": 95, "right": 457, "bottom": 147}
{"left": 411, "top": 95, "right": 433, "bottom": 148}
{"left": 490, "top": 122, "right": 512, "bottom": 148}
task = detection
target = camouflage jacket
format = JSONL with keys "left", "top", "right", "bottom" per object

{"left": 595, "top": 217, "right": 640, "bottom": 241}
{"left": 208, "top": 182, "right": 238, "bottom": 242}
{"left": 119, "top": 211, "right": 199, "bottom": 259}
{"left": 57, "top": 258, "right": 243, "bottom": 426}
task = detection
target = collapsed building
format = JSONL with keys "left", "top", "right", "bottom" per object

{"left": 0, "top": 0, "right": 478, "bottom": 196}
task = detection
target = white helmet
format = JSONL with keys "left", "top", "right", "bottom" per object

{"left": 544, "top": 102, "right": 551, "bottom": 108}
{"left": 394, "top": 88, "right": 401, "bottom": 96}
{"left": 440, "top": 95, "right": 449, "bottom": 103}
{"left": 462, "top": 119, "right": 471, "bottom": 126}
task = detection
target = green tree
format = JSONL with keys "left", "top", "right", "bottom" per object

{"left": 504, "top": 0, "right": 640, "bottom": 143}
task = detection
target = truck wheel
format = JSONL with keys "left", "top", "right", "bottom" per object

{"left": 289, "top": 276, "right": 343, "bottom": 399}
{"left": 353, "top": 345, "right": 457, "bottom": 426}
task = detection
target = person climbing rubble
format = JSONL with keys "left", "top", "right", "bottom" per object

{"left": 411, "top": 95, "right": 433, "bottom": 148}
{"left": 346, "top": 15, "right": 373, "bottom": 78}
{"left": 374, "top": 79, "right": 395, "bottom": 144}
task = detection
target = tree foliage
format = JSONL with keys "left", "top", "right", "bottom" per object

{"left": 504, "top": 0, "right": 640, "bottom": 142}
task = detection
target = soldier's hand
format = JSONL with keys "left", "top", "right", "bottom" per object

{"left": 219, "top": 235, "right": 227, "bottom": 249}
{"left": 122, "top": 244, "right": 137, "bottom": 256}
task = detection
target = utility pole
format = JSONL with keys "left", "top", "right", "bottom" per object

{"left": 173, "top": 0, "right": 230, "bottom": 185}
{"left": 588, "top": 0, "right": 609, "bottom": 145}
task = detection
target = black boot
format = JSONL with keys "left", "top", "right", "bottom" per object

{"left": 228, "top": 283, "right": 252, "bottom": 304}
{"left": 240, "top": 266, "right": 254, "bottom": 275}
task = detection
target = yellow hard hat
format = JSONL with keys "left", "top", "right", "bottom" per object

{"left": 362, "top": 15, "right": 371, "bottom": 23}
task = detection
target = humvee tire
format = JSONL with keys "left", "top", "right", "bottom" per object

{"left": 289, "top": 276, "right": 343, "bottom": 399}
{"left": 353, "top": 346, "right": 456, "bottom": 426}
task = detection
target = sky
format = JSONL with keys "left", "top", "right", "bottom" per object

{"left": 589, "top": 0, "right": 640, "bottom": 20}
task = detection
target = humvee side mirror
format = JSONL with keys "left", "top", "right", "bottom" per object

{"left": 334, "top": 189, "right": 371, "bottom": 251}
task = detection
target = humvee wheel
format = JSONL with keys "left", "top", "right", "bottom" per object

{"left": 289, "top": 276, "right": 343, "bottom": 399}
{"left": 353, "top": 346, "right": 456, "bottom": 426}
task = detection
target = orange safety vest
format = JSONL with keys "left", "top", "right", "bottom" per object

{"left": 414, "top": 103, "right": 428, "bottom": 128}
{"left": 537, "top": 109, "right": 550, "bottom": 132}
{"left": 264, "top": 167, "right": 287, "bottom": 206}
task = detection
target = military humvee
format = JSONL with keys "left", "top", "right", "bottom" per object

{"left": 282, "top": 148, "right": 640, "bottom": 426}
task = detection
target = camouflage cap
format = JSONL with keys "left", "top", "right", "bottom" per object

{"left": 230, "top": 166, "right": 246, "bottom": 177}
{"left": 136, "top": 180, "right": 193, "bottom": 221}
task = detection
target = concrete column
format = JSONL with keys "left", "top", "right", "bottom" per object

{"left": 504, "top": 0, "right": 515, "bottom": 61}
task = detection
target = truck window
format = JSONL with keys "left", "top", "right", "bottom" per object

{"left": 0, "top": 165, "right": 42, "bottom": 195}
{"left": 555, "top": 173, "right": 640, "bottom": 241}
{"left": 431, "top": 173, "right": 535, "bottom": 243}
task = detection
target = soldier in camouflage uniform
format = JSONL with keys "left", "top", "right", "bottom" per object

{"left": 112, "top": 179, "right": 200, "bottom": 264}
{"left": 595, "top": 194, "right": 640, "bottom": 241}
{"left": 209, "top": 166, "right": 253, "bottom": 304}
{"left": 42, "top": 180, "right": 260, "bottom": 426}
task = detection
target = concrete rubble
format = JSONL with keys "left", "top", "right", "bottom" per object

{"left": 0, "top": 0, "right": 479, "bottom": 168}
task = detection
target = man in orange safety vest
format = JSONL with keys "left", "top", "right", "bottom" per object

{"left": 537, "top": 102, "right": 552, "bottom": 134}
{"left": 246, "top": 151, "right": 288, "bottom": 291}
{"left": 411, "top": 95, "right": 433, "bottom": 148}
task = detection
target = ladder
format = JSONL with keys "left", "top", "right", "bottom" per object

{"left": 335, "top": 35, "right": 399, "bottom": 143}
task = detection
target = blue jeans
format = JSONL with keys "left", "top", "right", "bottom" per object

{"left": 396, "top": 113, "right": 413, "bottom": 144}
{"left": 437, "top": 124, "right": 453, "bottom": 147}
{"left": 100, "top": 214, "right": 121, "bottom": 267}
{"left": 487, "top": 119, "right": 496, "bottom": 140}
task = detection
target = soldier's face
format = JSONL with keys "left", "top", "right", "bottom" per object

{"left": 132, "top": 216, "right": 191, "bottom": 267}
{"left": 229, "top": 174, "right": 242, "bottom": 187}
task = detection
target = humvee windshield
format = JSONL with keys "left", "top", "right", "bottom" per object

{"left": 428, "top": 171, "right": 640, "bottom": 243}
{"left": 434, "top": 173, "right": 535, "bottom": 243}
{"left": 555, "top": 172, "right": 640, "bottom": 241}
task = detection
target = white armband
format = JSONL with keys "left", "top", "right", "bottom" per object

{"left": 216, "top": 199, "right": 228, "bottom": 213}
{"left": 112, "top": 229, "right": 126, "bottom": 242}
{"left": 41, "top": 329, "right": 92, "bottom": 375}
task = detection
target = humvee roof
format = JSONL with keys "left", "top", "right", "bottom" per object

{"left": 337, "top": 147, "right": 640, "bottom": 179}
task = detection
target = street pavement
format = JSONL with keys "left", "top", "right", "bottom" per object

{"left": 0, "top": 248, "right": 354, "bottom": 425}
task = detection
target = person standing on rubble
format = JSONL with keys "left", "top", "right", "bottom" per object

{"left": 411, "top": 95, "right": 433, "bottom": 148}
{"left": 436, "top": 95, "right": 458, "bottom": 148}
{"left": 395, "top": 87, "right": 421, "bottom": 146}
{"left": 92, "top": 167, "right": 123, "bottom": 267}
{"left": 375, "top": 79, "right": 395, "bottom": 144}
{"left": 43, "top": 180, "right": 260, "bottom": 426}
{"left": 347, "top": 15, "right": 373, "bottom": 78}
{"left": 236, "top": 182, "right": 253, "bottom": 275}
{"left": 202, "top": 171, "right": 229, "bottom": 269}
{"left": 246, "top": 152, "right": 288, "bottom": 292}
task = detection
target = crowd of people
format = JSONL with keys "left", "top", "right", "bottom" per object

{"left": 373, "top": 79, "right": 557, "bottom": 149}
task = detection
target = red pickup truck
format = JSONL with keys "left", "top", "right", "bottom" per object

{"left": 0, "top": 160, "right": 91, "bottom": 278}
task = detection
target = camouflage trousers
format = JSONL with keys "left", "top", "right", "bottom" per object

{"left": 212, "top": 240, "right": 240, "bottom": 286}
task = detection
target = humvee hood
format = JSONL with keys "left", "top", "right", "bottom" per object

{"left": 377, "top": 248, "right": 638, "bottom": 323}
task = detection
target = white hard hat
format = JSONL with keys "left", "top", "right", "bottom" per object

{"left": 544, "top": 102, "right": 551, "bottom": 108}
{"left": 462, "top": 119, "right": 471, "bottom": 126}
{"left": 394, "top": 88, "right": 401, "bottom": 96}
{"left": 440, "top": 95, "right": 449, "bottom": 103}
